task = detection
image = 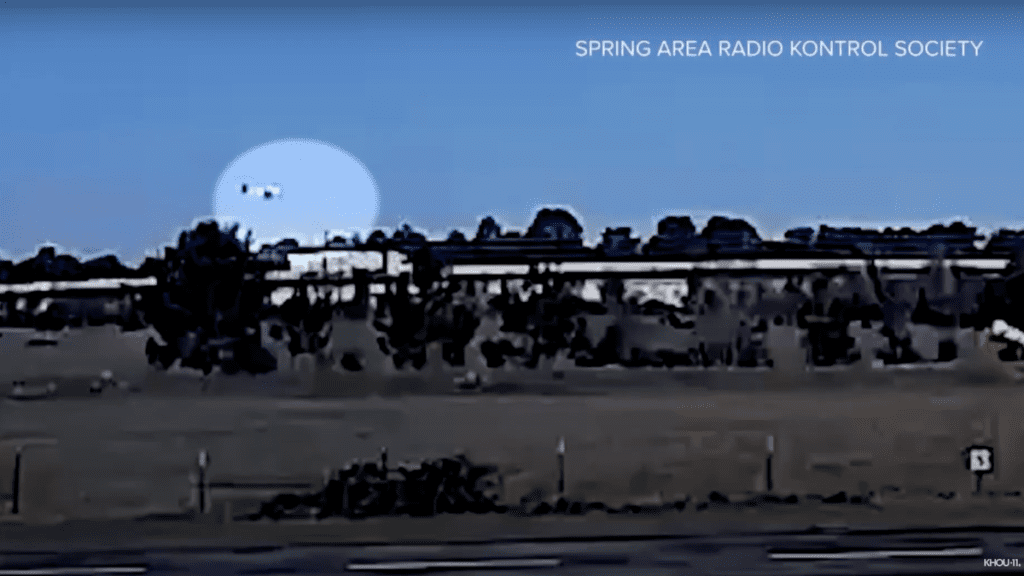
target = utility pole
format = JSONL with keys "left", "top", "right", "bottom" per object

{"left": 766, "top": 435, "right": 774, "bottom": 493}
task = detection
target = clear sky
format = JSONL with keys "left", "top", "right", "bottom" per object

{"left": 0, "top": 2, "right": 1021, "bottom": 264}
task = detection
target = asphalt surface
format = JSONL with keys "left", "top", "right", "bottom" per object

{"left": 1, "top": 526, "right": 1022, "bottom": 575}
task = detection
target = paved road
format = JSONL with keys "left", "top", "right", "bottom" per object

{"left": 1, "top": 527, "right": 1023, "bottom": 575}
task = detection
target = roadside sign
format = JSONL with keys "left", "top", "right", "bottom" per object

{"left": 965, "top": 446, "right": 993, "bottom": 474}
{"left": 964, "top": 445, "right": 994, "bottom": 494}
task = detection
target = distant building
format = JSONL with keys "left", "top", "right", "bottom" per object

{"left": 282, "top": 249, "right": 387, "bottom": 278}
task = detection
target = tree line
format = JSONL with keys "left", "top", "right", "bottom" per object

{"left": 4, "top": 211, "right": 1024, "bottom": 376}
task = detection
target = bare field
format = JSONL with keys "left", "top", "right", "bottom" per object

{"left": 1, "top": 386, "right": 1022, "bottom": 527}
{"left": 3, "top": 326, "right": 1024, "bottom": 531}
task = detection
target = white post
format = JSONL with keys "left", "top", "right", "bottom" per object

{"left": 557, "top": 437, "right": 565, "bottom": 496}
{"left": 197, "top": 449, "right": 209, "bottom": 513}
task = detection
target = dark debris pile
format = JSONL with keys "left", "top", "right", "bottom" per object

{"left": 249, "top": 454, "right": 504, "bottom": 521}
{"left": 247, "top": 450, "right": 901, "bottom": 522}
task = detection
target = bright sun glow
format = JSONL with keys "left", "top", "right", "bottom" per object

{"left": 213, "top": 138, "right": 380, "bottom": 247}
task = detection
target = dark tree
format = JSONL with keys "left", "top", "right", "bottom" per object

{"left": 365, "top": 230, "right": 390, "bottom": 247}
{"left": 526, "top": 208, "right": 583, "bottom": 241}
{"left": 700, "top": 217, "right": 754, "bottom": 238}
{"left": 82, "top": 254, "right": 132, "bottom": 278}
{"left": 701, "top": 216, "right": 761, "bottom": 253}
{"left": 474, "top": 216, "right": 502, "bottom": 242}
{"left": 12, "top": 247, "right": 85, "bottom": 281}
{"left": 644, "top": 216, "right": 701, "bottom": 255}
{"left": 599, "top": 227, "right": 639, "bottom": 257}
{"left": 277, "top": 284, "right": 335, "bottom": 357}
{"left": 142, "top": 221, "right": 275, "bottom": 374}
{"left": 392, "top": 223, "right": 427, "bottom": 245}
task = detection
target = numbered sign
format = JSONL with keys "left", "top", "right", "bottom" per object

{"left": 965, "top": 445, "right": 994, "bottom": 474}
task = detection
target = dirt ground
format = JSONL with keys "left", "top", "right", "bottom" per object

{"left": 3, "top": 325, "right": 1024, "bottom": 530}
{"left": 1, "top": 386, "right": 1022, "bottom": 525}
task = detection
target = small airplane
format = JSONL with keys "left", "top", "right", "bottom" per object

{"left": 241, "top": 183, "right": 283, "bottom": 200}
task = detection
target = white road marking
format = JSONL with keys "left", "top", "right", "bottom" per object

{"left": 0, "top": 568, "right": 146, "bottom": 576}
{"left": 346, "top": 558, "right": 562, "bottom": 571}
{"left": 770, "top": 547, "right": 983, "bottom": 560}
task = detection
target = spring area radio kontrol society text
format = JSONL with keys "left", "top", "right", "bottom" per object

{"left": 576, "top": 39, "right": 984, "bottom": 58}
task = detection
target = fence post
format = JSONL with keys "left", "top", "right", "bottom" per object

{"left": 198, "top": 449, "right": 209, "bottom": 513}
{"left": 11, "top": 446, "right": 22, "bottom": 515}
{"left": 557, "top": 437, "right": 565, "bottom": 496}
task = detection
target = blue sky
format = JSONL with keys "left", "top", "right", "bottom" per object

{"left": 0, "top": 3, "right": 1021, "bottom": 264}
